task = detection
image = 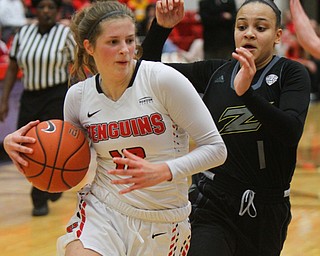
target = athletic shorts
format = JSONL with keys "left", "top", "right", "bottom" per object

{"left": 188, "top": 173, "right": 292, "bottom": 256}
{"left": 57, "top": 184, "right": 191, "bottom": 256}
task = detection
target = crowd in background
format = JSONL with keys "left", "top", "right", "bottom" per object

{"left": 0, "top": 0, "right": 320, "bottom": 101}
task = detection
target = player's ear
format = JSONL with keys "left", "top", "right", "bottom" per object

{"left": 274, "top": 28, "right": 282, "bottom": 45}
{"left": 83, "top": 39, "right": 94, "bottom": 56}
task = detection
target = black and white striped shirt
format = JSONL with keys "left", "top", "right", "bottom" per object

{"left": 10, "top": 23, "right": 76, "bottom": 91}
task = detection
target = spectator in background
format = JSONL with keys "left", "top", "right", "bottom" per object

{"left": 0, "top": 0, "right": 76, "bottom": 217}
{"left": 199, "top": 0, "right": 237, "bottom": 60}
{"left": 0, "top": 0, "right": 27, "bottom": 44}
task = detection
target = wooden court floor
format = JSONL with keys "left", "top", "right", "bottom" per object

{"left": 0, "top": 102, "right": 320, "bottom": 256}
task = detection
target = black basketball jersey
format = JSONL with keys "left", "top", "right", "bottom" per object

{"left": 166, "top": 56, "right": 310, "bottom": 190}
{"left": 141, "top": 22, "right": 311, "bottom": 190}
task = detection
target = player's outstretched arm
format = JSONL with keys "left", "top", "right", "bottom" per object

{"left": 156, "top": 0, "right": 185, "bottom": 28}
{"left": 290, "top": 0, "right": 320, "bottom": 59}
{"left": 3, "top": 120, "right": 40, "bottom": 172}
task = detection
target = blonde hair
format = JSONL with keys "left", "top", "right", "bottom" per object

{"left": 69, "top": 0, "right": 142, "bottom": 83}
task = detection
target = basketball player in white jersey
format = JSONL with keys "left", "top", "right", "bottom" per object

{"left": 3, "top": 1, "right": 227, "bottom": 255}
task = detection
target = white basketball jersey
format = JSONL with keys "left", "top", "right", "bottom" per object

{"left": 64, "top": 60, "right": 225, "bottom": 211}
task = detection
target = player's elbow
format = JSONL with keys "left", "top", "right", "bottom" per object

{"left": 216, "top": 141, "right": 228, "bottom": 166}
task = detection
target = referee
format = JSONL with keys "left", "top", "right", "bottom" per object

{"left": 0, "top": 0, "right": 76, "bottom": 216}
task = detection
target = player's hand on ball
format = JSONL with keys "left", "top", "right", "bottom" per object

{"left": 109, "top": 149, "right": 173, "bottom": 194}
{"left": 19, "top": 120, "right": 90, "bottom": 192}
{"left": 3, "top": 120, "right": 40, "bottom": 172}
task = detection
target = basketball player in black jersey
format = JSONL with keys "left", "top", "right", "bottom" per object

{"left": 142, "top": 0, "right": 311, "bottom": 255}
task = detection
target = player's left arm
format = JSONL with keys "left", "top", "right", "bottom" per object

{"left": 241, "top": 60, "right": 311, "bottom": 146}
{"left": 154, "top": 64, "right": 227, "bottom": 180}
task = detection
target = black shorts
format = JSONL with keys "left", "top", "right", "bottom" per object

{"left": 188, "top": 173, "right": 292, "bottom": 256}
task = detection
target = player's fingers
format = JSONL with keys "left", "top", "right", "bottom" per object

{"left": 156, "top": 1, "right": 164, "bottom": 14}
{"left": 112, "top": 158, "right": 141, "bottom": 170}
{"left": 17, "top": 143, "right": 34, "bottom": 154}
{"left": 108, "top": 164, "right": 145, "bottom": 178}
{"left": 173, "top": 0, "right": 184, "bottom": 8}
{"left": 5, "top": 134, "right": 35, "bottom": 150}
{"left": 176, "top": 0, "right": 184, "bottom": 13}
{"left": 15, "top": 134, "right": 36, "bottom": 145}
{"left": 16, "top": 164, "right": 25, "bottom": 174}
{"left": 20, "top": 120, "right": 40, "bottom": 135}
{"left": 11, "top": 153, "right": 28, "bottom": 168}
{"left": 235, "top": 47, "right": 254, "bottom": 62}
{"left": 3, "top": 135, "right": 34, "bottom": 156}
{"left": 110, "top": 176, "right": 145, "bottom": 193}
{"left": 119, "top": 184, "right": 141, "bottom": 194}
{"left": 161, "top": 0, "right": 174, "bottom": 11}
{"left": 157, "top": 0, "right": 168, "bottom": 13}
{"left": 112, "top": 150, "right": 145, "bottom": 168}
{"left": 122, "top": 149, "right": 143, "bottom": 161}
{"left": 111, "top": 176, "right": 132, "bottom": 184}
{"left": 232, "top": 48, "right": 251, "bottom": 68}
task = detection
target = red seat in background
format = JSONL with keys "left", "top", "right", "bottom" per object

{"left": 169, "top": 11, "right": 203, "bottom": 51}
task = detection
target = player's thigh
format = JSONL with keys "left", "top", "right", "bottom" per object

{"left": 188, "top": 221, "right": 235, "bottom": 256}
{"left": 65, "top": 240, "right": 101, "bottom": 256}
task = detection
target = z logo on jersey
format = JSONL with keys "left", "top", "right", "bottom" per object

{"left": 218, "top": 106, "right": 261, "bottom": 135}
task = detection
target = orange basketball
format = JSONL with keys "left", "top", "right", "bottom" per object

{"left": 21, "top": 119, "right": 91, "bottom": 192}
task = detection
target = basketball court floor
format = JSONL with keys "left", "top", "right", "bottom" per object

{"left": 0, "top": 102, "right": 320, "bottom": 256}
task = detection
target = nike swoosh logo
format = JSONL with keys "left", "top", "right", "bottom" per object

{"left": 41, "top": 120, "right": 56, "bottom": 133}
{"left": 87, "top": 109, "right": 101, "bottom": 118}
{"left": 152, "top": 232, "right": 167, "bottom": 239}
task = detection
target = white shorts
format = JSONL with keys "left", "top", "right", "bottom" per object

{"left": 57, "top": 184, "right": 191, "bottom": 256}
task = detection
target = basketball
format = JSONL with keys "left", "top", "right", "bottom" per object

{"left": 21, "top": 119, "right": 91, "bottom": 192}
